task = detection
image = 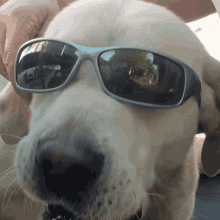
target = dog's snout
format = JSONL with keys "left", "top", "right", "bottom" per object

{"left": 32, "top": 136, "right": 105, "bottom": 202}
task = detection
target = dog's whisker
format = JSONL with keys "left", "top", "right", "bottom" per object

{"left": 31, "top": 195, "right": 34, "bottom": 211}
{"left": 135, "top": 211, "right": 140, "bottom": 220}
{"left": 31, "top": 190, "right": 37, "bottom": 210}
{"left": 0, "top": 133, "right": 24, "bottom": 140}
{"left": 134, "top": 191, "right": 137, "bottom": 200}
{"left": 107, "top": 207, "right": 111, "bottom": 220}
{"left": 0, "top": 143, "right": 17, "bottom": 150}
{"left": 3, "top": 187, "right": 19, "bottom": 219}
{"left": 148, "top": 192, "right": 168, "bottom": 220}
{"left": 23, "top": 194, "right": 29, "bottom": 214}
{"left": 149, "top": 193, "right": 161, "bottom": 219}
{"left": 0, "top": 166, "right": 14, "bottom": 182}
{"left": 0, "top": 145, "right": 16, "bottom": 156}
{"left": 1, "top": 175, "right": 17, "bottom": 211}
{"left": 2, "top": 177, "right": 18, "bottom": 207}
{"left": 147, "top": 193, "right": 167, "bottom": 202}
{"left": 2, "top": 177, "right": 19, "bottom": 217}
{"left": 0, "top": 150, "right": 15, "bottom": 157}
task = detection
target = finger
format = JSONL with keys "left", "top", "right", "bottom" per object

{"left": 3, "top": 21, "right": 36, "bottom": 104}
{"left": 35, "top": 8, "right": 59, "bottom": 38}
{"left": 0, "top": 54, "right": 9, "bottom": 80}
{"left": 0, "top": 15, "right": 9, "bottom": 80}
{"left": 3, "top": 8, "right": 58, "bottom": 104}
{"left": 4, "top": 8, "right": 51, "bottom": 82}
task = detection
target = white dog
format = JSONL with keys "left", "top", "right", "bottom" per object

{"left": 1, "top": 0, "right": 220, "bottom": 219}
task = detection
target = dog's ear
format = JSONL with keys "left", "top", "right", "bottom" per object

{"left": 199, "top": 56, "right": 220, "bottom": 177}
{"left": 0, "top": 83, "right": 31, "bottom": 145}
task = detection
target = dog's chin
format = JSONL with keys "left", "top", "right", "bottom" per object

{"left": 42, "top": 204, "right": 142, "bottom": 220}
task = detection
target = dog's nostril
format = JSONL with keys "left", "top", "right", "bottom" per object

{"left": 33, "top": 142, "right": 105, "bottom": 201}
{"left": 43, "top": 153, "right": 103, "bottom": 192}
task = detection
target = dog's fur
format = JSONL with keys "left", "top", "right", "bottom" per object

{"left": 1, "top": 0, "right": 220, "bottom": 219}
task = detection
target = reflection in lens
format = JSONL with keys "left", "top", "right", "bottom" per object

{"left": 99, "top": 49, "right": 185, "bottom": 105}
{"left": 16, "top": 41, "right": 78, "bottom": 90}
{"left": 128, "top": 51, "right": 158, "bottom": 87}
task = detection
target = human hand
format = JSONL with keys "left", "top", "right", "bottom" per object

{"left": 0, "top": 0, "right": 60, "bottom": 103}
{"left": 0, "top": 0, "right": 60, "bottom": 144}
{"left": 198, "top": 57, "right": 220, "bottom": 177}
{"left": 200, "top": 0, "right": 220, "bottom": 178}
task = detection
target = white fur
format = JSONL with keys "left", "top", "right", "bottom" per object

{"left": 2, "top": 0, "right": 220, "bottom": 219}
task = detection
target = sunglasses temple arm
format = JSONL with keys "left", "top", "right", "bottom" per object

{"left": 182, "top": 66, "right": 202, "bottom": 108}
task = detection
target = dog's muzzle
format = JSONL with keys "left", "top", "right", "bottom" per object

{"left": 31, "top": 134, "right": 105, "bottom": 203}
{"left": 26, "top": 133, "right": 143, "bottom": 220}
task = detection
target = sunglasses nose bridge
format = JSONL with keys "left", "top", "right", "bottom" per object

{"left": 77, "top": 51, "right": 100, "bottom": 70}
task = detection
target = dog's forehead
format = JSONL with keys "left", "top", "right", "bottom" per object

{"left": 44, "top": 0, "right": 207, "bottom": 75}
{"left": 45, "top": 0, "right": 173, "bottom": 46}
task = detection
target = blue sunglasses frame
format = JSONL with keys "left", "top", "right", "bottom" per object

{"left": 14, "top": 38, "right": 201, "bottom": 109}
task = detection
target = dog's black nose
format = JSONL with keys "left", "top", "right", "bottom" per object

{"left": 32, "top": 136, "right": 105, "bottom": 202}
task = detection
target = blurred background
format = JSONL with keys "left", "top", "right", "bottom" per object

{"left": 188, "top": 13, "right": 220, "bottom": 219}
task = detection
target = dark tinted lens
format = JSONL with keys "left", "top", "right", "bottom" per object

{"left": 16, "top": 41, "right": 78, "bottom": 90}
{"left": 98, "top": 49, "right": 185, "bottom": 105}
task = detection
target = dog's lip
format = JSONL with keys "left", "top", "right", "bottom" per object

{"left": 128, "top": 207, "right": 142, "bottom": 220}
{"left": 43, "top": 204, "right": 76, "bottom": 220}
{"left": 44, "top": 204, "right": 142, "bottom": 220}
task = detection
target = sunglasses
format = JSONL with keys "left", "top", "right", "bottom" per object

{"left": 14, "top": 38, "right": 201, "bottom": 108}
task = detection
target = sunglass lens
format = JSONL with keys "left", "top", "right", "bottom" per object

{"left": 98, "top": 49, "right": 185, "bottom": 105}
{"left": 16, "top": 41, "right": 78, "bottom": 90}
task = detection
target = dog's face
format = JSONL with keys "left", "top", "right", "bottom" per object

{"left": 14, "top": 0, "right": 211, "bottom": 219}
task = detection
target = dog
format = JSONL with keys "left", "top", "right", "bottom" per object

{"left": 1, "top": 0, "right": 220, "bottom": 219}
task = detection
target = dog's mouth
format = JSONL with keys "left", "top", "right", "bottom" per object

{"left": 43, "top": 204, "right": 142, "bottom": 220}
{"left": 43, "top": 204, "right": 75, "bottom": 220}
